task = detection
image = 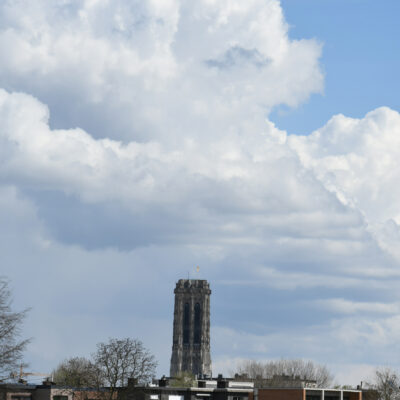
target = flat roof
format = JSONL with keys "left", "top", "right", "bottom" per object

{"left": 133, "top": 386, "right": 253, "bottom": 392}
{"left": 256, "top": 388, "right": 361, "bottom": 393}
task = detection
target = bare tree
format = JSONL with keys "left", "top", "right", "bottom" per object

{"left": 52, "top": 357, "right": 104, "bottom": 387}
{"left": 367, "top": 367, "right": 400, "bottom": 400}
{"left": 0, "top": 278, "right": 30, "bottom": 379}
{"left": 234, "top": 359, "right": 333, "bottom": 388}
{"left": 235, "top": 360, "right": 265, "bottom": 384}
{"left": 93, "top": 338, "right": 157, "bottom": 399}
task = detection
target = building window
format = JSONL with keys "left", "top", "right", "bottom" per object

{"left": 53, "top": 396, "right": 68, "bottom": 400}
{"left": 183, "top": 302, "right": 190, "bottom": 344}
{"left": 194, "top": 303, "right": 201, "bottom": 344}
{"left": 306, "top": 396, "right": 321, "bottom": 400}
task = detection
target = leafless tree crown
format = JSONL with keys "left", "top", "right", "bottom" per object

{"left": 52, "top": 357, "right": 104, "bottom": 387}
{"left": 93, "top": 338, "right": 157, "bottom": 388}
{"left": 366, "top": 367, "right": 400, "bottom": 400}
{"left": 0, "top": 278, "right": 30, "bottom": 379}
{"left": 234, "top": 359, "right": 333, "bottom": 388}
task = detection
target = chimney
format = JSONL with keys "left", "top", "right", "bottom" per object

{"left": 42, "top": 378, "right": 55, "bottom": 386}
{"left": 159, "top": 377, "right": 169, "bottom": 387}
{"left": 217, "top": 375, "right": 227, "bottom": 388}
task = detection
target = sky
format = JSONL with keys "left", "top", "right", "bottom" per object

{"left": 1, "top": 0, "right": 400, "bottom": 387}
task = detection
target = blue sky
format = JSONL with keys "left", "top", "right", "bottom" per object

{"left": 1, "top": 0, "right": 400, "bottom": 387}
{"left": 272, "top": 0, "right": 400, "bottom": 134}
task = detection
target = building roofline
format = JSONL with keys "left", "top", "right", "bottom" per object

{"left": 131, "top": 386, "right": 252, "bottom": 392}
{"left": 256, "top": 388, "right": 361, "bottom": 393}
{"left": 306, "top": 388, "right": 361, "bottom": 393}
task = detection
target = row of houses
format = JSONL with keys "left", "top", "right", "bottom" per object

{"left": 125, "top": 376, "right": 363, "bottom": 400}
{"left": 0, "top": 375, "right": 365, "bottom": 400}
{"left": 0, "top": 381, "right": 110, "bottom": 400}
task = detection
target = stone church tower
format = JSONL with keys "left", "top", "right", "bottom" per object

{"left": 170, "top": 279, "right": 212, "bottom": 377}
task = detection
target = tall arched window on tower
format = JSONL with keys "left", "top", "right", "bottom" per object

{"left": 183, "top": 303, "right": 190, "bottom": 344}
{"left": 194, "top": 303, "right": 201, "bottom": 344}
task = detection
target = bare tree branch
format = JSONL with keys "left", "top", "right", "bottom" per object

{"left": 366, "top": 367, "right": 400, "bottom": 400}
{"left": 93, "top": 338, "right": 157, "bottom": 400}
{"left": 52, "top": 357, "right": 104, "bottom": 387}
{"left": 0, "top": 278, "right": 30, "bottom": 379}
{"left": 234, "top": 359, "right": 333, "bottom": 388}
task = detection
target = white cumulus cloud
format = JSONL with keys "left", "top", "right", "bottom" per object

{"left": 0, "top": 0, "right": 399, "bottom": 383}
{"left": 289, "top": 107, "right": 400, "bottom": 260}
{"left": 0, "top": 0, "right": 323, "bottom": 142}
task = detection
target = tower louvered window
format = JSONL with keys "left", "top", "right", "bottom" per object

{"left": 183, "top": 302, "right": 190, "bottom": 344}
{"left": 194, "top": 302, "right": 201, "bottom": 344}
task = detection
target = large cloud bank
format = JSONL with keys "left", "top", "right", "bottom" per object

{"left": 0, "top": 0, "right": 322, "bottom": 142}
{"left": 0, "top": 0, "right": 399, "bottom": 383}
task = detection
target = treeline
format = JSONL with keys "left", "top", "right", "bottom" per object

{"left": 52, "top": 337, "right": 157, "bottom": 397}
{"left": 234, "top": 359, "right": 333, "bottom": 387}
{"left": 234, "top": 358, "right": 400, "bottom": 400}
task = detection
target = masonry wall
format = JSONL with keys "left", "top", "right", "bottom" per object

{"left": 5, "top": 391, "right": 34, "bottom": 400}
{"left": 0, "top": 386, "right": 35, "bottom": 400}
{"left": 170, "top": 279, "right": 212, "bottom": 377}
{"left": 348, "top": 392, "right": 362, "bottom": 400}
{"left": 257, "top": 389, "right": 305, "bottom": 400}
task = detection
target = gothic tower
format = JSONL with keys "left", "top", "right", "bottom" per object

{"left": 170, "top": 279, "right": 212, "bottom": 378}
